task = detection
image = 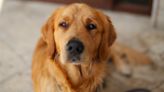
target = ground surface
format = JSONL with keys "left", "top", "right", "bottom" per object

{"left": 0, "top": 0, "right": 164, "bottom": 92}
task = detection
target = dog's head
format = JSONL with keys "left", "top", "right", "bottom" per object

{"left": 42, "top": 3, "right": 116, "bottom": 65}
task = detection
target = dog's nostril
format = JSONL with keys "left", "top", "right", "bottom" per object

{"left": 68, "top": 46, "right": 73, "bottom": 51}
{"left": 76, "top": 47, "right": 82, "bottom": 53}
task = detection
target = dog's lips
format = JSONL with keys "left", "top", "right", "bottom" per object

{"left": 71, "top": 56, "right": 80, "bottom": 62}
{"left": 66, "top": 54, "right": 82, "bottom": 64}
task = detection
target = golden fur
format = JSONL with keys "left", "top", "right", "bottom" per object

{"left": 32, "top": 3, "right": 151, "bottom": 92}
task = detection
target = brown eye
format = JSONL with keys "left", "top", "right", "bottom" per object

{"left": 86, "top": 23, "right": 97, "bottom": 31}
{"left": 59, "top": 21, "right": 69, "bottom": 29}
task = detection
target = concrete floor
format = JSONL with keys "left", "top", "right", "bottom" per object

{"left": 0, "top": 0, "right": 164, "bottom": 92}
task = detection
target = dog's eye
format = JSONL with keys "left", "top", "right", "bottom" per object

{"left": 86, "top": 23, "right": 97, "bottom": 31}
{"left": 59, "top": 22, "right": 69, "bottom": 29}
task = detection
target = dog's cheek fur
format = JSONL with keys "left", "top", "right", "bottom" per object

{"left": 60, "top": 49, "right": 68, "bottom": 64}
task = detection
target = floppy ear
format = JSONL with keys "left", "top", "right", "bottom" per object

{"left": 98, "top": 13, "right": 117, "bottom": 61}
{"left": 41, "top": 10, "right": 60, "bottom": 59}
{"left": 106, "top": 16, "right": 117, "bottom": 46}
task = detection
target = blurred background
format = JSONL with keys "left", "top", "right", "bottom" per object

{"left": 0, "top": 0, "right": 163, "bottom": 92}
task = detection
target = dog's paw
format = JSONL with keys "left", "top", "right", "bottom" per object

{"left": 117, "top": 63, "right": 132, "bottom": 77}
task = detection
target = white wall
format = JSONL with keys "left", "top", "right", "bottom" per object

{"left": 152, "top": 0, "right": 164, "bottom": 30}
{"left": 158, "top": 0, "right": 164, "bottom": 30}
{"left": 0, "top": 0, "right": 4, "bottom": 12}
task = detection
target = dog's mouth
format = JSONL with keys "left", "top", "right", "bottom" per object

{"left": 65, "top": 39, "right": 84, "bottom": 64}
{"left": 68, "top": 55, "right": 80, "bottom": 62}
{"left": 66, "top": 49, "right": 83, "bottom": 64}
{"left": 67, "top": 55, "right": 82, "bottom": 64}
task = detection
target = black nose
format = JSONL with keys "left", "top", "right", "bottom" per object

{"left": 66, "top": 39, "right": 84, "bottom": 55}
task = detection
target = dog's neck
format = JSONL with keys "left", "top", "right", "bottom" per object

{"left": 59, "top": 60, "right": 107, "bottom": 91}
{"left": 49, "top": 54, "right": 107, "bottom": 92}
{"left": 60, "top": 62, "right": 92, "bottom": 87}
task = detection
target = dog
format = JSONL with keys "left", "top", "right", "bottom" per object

{"left": 32, "top": 3, "right": 151, "bottom": 92}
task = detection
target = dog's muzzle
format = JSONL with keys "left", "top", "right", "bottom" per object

{"left": 66, "top": 39, "right": 84, "bottom": 62}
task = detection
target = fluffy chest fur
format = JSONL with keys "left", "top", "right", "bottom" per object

{"left": 46, "top": 58, "right": 107, "bottom": 92}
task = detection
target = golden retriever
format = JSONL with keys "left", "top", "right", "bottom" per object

{"left": 32, "top": 3, "right": 151, "bottom": 92}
